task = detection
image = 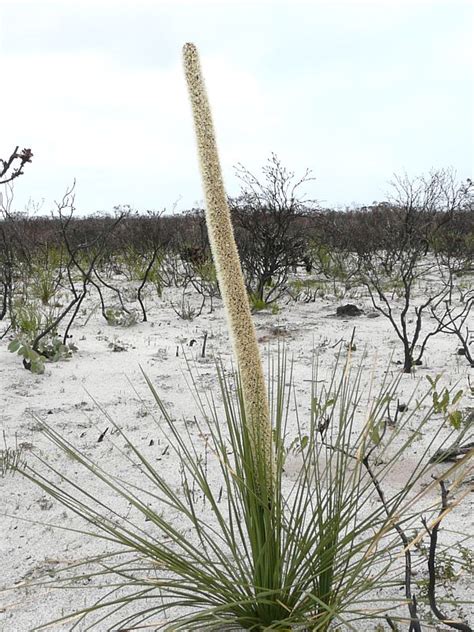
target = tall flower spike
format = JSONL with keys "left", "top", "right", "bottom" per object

{"left": 183, "top": 42, "right": 273, "bottom": 488}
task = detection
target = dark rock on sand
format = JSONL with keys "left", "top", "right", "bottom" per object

{"left": 336, "top": 304, "right": 363, "bottom": 317}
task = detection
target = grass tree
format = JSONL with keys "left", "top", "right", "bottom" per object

{"left": 6, "top": 44, "right": 473, "bottom": 631}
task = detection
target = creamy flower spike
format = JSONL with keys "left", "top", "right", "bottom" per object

{"left": 183, "top": 42, "right": 273, "bottom": 487}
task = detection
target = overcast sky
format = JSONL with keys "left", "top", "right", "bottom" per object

{"left": 1, "top": 0, "right": 473, "bottom": 216}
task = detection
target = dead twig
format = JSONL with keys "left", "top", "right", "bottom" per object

{"left": 421, "top": 481, "right": 472, "bottom": 631}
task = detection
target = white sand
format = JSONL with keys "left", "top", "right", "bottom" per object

{"left": 1, "top": 275, "right": 473, "bottom": 630}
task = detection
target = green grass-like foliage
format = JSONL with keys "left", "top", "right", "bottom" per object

{"left": 12, "top": 351, "right": 471, "bottom": 630}
{"left": 1, "top": 433, "right": 26, "bottom": 478}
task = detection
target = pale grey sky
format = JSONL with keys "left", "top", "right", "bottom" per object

{"left": 1, "top": 0, "right": 473, "bottom": 215}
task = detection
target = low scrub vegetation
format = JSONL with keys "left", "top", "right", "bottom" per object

{"left": 1, "top": 164, "right": 472, "bottom": 375}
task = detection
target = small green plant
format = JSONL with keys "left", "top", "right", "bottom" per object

{"left": 309, "top": 242, "right": 332, "bottom": 276}
{"left": 117, "top": 246, "right": 147, "bottom": 281}
{"left": 1, "top": 433, "right": 26, "bottom": 477}
{"left": 31, "top": 267, "right": 58, "bottom": 305}
{"left": 105, "top": 306, "right": 138, "bottom": 327}
{"left": 8, "top": 296, "right": 77, "bottom": 372}
{"left": 459, "top": 545, "right": 474, "bottom": 574}
{"left": 288, "top": 278, "right": 328, "bottom": 302}
{"left": 249, "top": 293, "right": 268, "bottom": 311}
{"left": 381, "top": 275, "right": 405, "bottom": 297}
{"left": 8, "top": 337, "right": 45, "bottom": 373}
{"left": 40, "top": 335, "right": 77, "bottom": 361}
{"left": 170, "top": 292, "right": 205, "bottom": 320}
{"left": 249, "top": 292, "right": 279, "bottom": 313}
{"left": 148, "top": 258, "right": 164, "bottom": 297}
{"left": 11, "top": 300, "right": 42, "bottom": 337}
{"left": 196, "top": 259, "right": 217, "bottom": 285}
{"left": 308, "top": 243, "right": 356, "bottom": 287}
{"left": 8, "top": 334, "right": 77, "bottom": 373}
{"left": 426, "top": 374, "right": 464, "bottom": 429}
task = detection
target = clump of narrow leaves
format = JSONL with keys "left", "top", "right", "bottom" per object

{"left": 9, "top": 351, "right": 472, "bottom": 630}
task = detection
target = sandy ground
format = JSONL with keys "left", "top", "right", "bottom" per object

{"left": 1, "top": 273, "right": 473, "bottom": 631}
